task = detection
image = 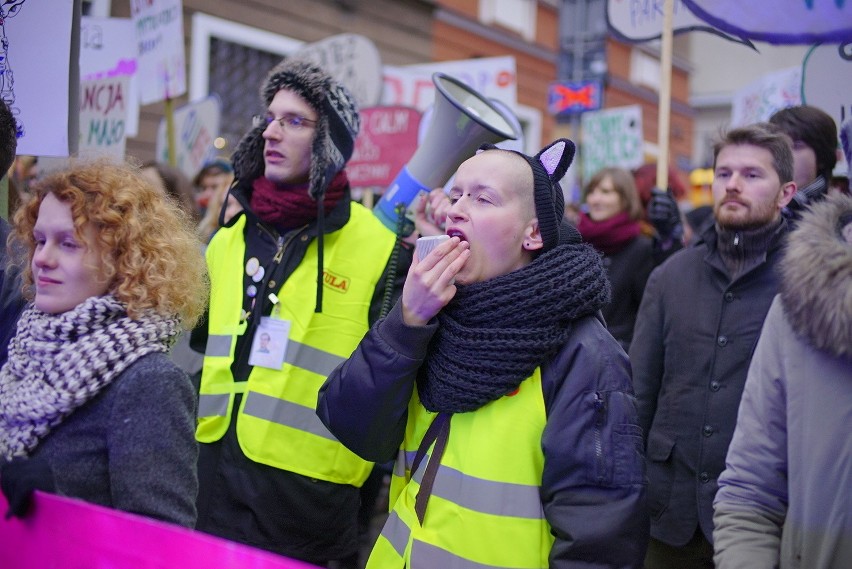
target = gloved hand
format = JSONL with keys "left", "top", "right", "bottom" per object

{"left": 0, "top": 456, "right": 56, "bottom": 519}
{"left": 648, "top": 187, "right": 683, "bottom": 242}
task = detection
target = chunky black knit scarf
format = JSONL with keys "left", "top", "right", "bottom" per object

{"left": 0, "top": 295, "right": 181, "bottom": 460}
{"left": 417, "top": 243, "right": 611, "bottom": 413}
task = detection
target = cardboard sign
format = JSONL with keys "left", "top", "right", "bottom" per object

{"left": 348, "top": 106, "right": 422, "bottom": 188}
{"left": 131, "top": 0, "right": 187, "bottom": 104}
{"left": 292, "top": 33, "right": 383, "bottom": 107}
{"left": 581, "top": 105, "right": 644, "bottom": 181}
{"left": 0, "top": 490, "right": 320, "bottom": 569}
{"left": 79, "top": 75, "right": 129, "bottom": 160}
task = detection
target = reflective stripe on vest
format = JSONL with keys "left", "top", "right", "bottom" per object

{"left": 394, "top": 451, "right": 544, "bottom": 518}
{"left": 197, "top": 204, "right": 396, "bottom": 485}
{"left": 242, "top": 391, "right": 336, "bottom": 441}
{"left": 203, "top": 335, "right": 345, "bottom": 377}
{"left": 368, "top": 370, "right": 552, "bottom": 569}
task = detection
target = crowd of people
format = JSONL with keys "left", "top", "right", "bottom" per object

{"left": 0, "top": 54, "right": 851, "bottom": 569}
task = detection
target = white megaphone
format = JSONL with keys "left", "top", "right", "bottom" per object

{"left": 373, "top": 72, "right": 518, "bottom": 233}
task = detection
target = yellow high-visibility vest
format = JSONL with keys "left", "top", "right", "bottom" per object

{"left": 197, "top": 204, "right": 396, "bottom": 485}
{"left": 368, "top": 370, "right": 553, "bottom": 569}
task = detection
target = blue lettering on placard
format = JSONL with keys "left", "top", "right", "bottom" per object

{"left": 88, "top": 119, "right": 125, "bottom": 146}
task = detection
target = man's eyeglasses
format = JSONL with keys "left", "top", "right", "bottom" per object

{"left": 252, "top": 112, "right": 317, "bottom": 132}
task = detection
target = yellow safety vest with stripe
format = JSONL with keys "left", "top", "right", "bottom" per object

{"left": 367, "top": 369, "right": 554, "bottom": 569}
{"left": 197, "top": 203, "right": 396, "bottom": 486}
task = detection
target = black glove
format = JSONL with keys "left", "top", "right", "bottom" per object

{"left": 648, "top": 187, "right": 683, "bottom": 242}
{"left": 0, "top": 456, "right": 56, "bottom": 519}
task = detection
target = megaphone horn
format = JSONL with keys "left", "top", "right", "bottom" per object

{"left": 374, "top": 72, "right": 518, "bottom": 233}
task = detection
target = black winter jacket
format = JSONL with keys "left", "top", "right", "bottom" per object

{"left": 599, "top": 234, "right": 655, "bottom": 352}
{"left": 629, "top": 220, "right": 789, "bottom": 547}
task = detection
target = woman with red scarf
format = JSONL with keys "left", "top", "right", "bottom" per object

{"left": 577, "top": 167, "right": 654, "bottom": 352}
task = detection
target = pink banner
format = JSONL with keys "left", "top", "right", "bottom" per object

{"left": 0, "top": 490, "right": 320, "bottom": 568}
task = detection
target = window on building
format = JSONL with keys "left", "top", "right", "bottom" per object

{"left": 190, "top": 14, "right": 303, "bottom": 155}
{"left": 630, "top": 49, "right": 661, "bottom": 92}
{"left": 479, "top": 0, "right": 537, "bottom": 41}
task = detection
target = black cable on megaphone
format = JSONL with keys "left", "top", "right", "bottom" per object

{"left": 373, "top": 72, "right": 518, "bottom": 235}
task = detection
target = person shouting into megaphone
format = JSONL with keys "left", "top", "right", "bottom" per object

{"left": 319, "top": 139, "right": 649, "bottom": 569}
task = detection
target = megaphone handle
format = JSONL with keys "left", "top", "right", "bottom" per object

{"left": 378, "top": 204, "right": 410, "bottom": 319}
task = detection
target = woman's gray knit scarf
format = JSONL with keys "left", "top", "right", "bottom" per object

{"left": 417, "top": 243, "right": 611, "bottom": 413}
{"left": 0, "top": 295, "right": 180, "bottom": 460}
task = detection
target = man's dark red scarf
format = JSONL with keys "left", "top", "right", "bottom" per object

{"left": 250, "top": 170, "right": 348, "bottom": 229}
{"left": 577, "top": 211, "right": 642, "bottom": 255}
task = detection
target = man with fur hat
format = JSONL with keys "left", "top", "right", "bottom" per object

{"left": 318, "top": 139, "right": 649, "bottom": 568}
{"left": 191, "top": 57, "right": 409, "bottom": 566}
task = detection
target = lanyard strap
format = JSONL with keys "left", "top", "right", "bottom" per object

{"left": 411, "top": 412, "right": 452, "bottom": 525}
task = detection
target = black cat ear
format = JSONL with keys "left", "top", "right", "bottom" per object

{"left": 535, "top": 139, "right": 575, "bottom": 182}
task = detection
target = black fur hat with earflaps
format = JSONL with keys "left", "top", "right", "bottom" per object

{"left": 231, "top": 57, "right": 361, "bottom": 201}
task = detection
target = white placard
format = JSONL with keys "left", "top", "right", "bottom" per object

{"left": 382, "top": 56, "right": 517, "bottom": 112}
{"left": 131, "top": 0, "right": 187, "bottom": 105}
{"left": 156, "top": 95, "right": 221, "bottom": 180}
{"left": 581, "top": 105, "right": 644, "bottom": 182}
{"left": 6, "top": 0, "right": 76, "bottom": 156}
{"left": 78, "top": 76, "right": 129, "bottom": 160}
{"left": 730, "top": 67, "right": 801, "bottom": 128}
{"left": 80, "top": 17, "right": 140, "bottom": 137}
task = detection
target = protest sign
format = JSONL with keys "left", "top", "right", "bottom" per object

{"left": 581, "top": 105, "right": 644, "bottom": 181}
{"left": 81, "top": 16, "right": 140, "bottom": 136}
{"left": 292, "top": 33, "right": 383, "bottom": 107}
{"left": 383, "top": 56, "right": 517, "bottom": 112}
{"left": 607, "top": 0, "right": 750, "bottom": 44}
{"left": 6, "top": 0, "right": 76, "bottom": 156}
{"left": 683, "top": 0, "right": 852, "bottom": 44}
{"left": 348, "top": 106, "right": 422, "bottom": 188}
{"left": 79, "top": 76, "right": 129, "bottom": 160}
{"left": 131, "top": 0, "right": 187, "bottom": 105}
{"left": 156, "top": 96, "right": 221, "bottom": 180}
{"left": 0, "top": 490, "right": 317, "bottom": 569}
{"left": 730, "top": 67, "right": 801, "bottom": 127}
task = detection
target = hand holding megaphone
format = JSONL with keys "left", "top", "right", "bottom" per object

{"left": 413, "top": 188, "right": 451, "bottom": 237}
{"left": 373, "top": 73, "right": 518, "bottom": 235}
